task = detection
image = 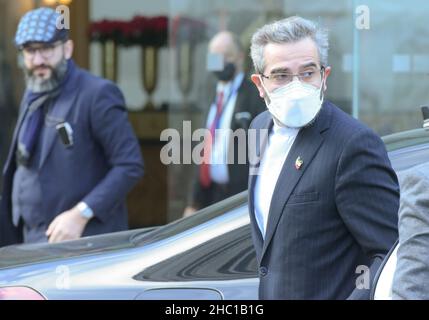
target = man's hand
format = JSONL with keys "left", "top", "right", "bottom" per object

{"left": 46, "top": 207, "right": 90, "bottom": 243}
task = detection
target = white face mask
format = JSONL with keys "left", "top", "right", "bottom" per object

{"left": 260, "top": 76, "right": 325, "bottom": 128}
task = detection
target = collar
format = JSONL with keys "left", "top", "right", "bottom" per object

{"left": 272, "top": 121, "right": 300, "bottom": 137}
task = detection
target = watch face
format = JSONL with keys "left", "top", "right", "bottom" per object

{"left": 83, "top": 209, "right": 93, "bottom": 219}
{"left": 81, "top": 210, "right": 89, "bottom": 218}
{"left": 79, "top": 207, "right": 93, "bottom": 219}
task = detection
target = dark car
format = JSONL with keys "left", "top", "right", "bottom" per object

{"left": 1, "top": 125, "right": 429, "bottom": 300}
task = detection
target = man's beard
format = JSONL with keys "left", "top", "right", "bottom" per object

{"left": 23, "top": 58, "right": 68, "bottom": 93}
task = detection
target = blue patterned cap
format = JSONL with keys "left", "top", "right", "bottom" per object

{"left": 15, "top": 7, "right": 69, "bottom": 47}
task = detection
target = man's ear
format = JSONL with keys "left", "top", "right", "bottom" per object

{"left": 322, "top": 66, "right": 331, "bottom": 92}
{"left": 251, "top": 74, "right": 266, "bottom": 98}
{"left": 64, "top": 40, "right": 74, "bottom": 59}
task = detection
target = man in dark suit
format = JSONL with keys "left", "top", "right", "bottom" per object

{"left": 0, "top": 7, "right": 143, "bottom": 246}
{"left": 183, "top": 31, "right": 265, "bottom": 216}
{"left": 247, "top": 16, "right": 399, "bottom": 299}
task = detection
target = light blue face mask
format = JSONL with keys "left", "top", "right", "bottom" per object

{"left": 260, "top": 76, "right": 325, "bottom": 128}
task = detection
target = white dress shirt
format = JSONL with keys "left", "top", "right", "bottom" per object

{"left": 254, "top": 122, "right": 299, "bottom": 237}
{"left": 206, "top": 73, "right": 244, "bottom": 184}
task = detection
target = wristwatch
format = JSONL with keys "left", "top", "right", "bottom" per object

{"left": 76, "top": 202, "right": 94, "bottom": 220}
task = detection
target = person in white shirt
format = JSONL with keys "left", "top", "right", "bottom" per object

{"left": 183, "top": 31, "right": 264, "bottom": 217}
{"left": 247, "top": 16, "right": 399, "bottom": 299}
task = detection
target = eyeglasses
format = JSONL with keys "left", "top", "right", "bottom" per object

{"left": 260, "top": 66, "right": 325, "bottom": 86}
{"left": 21, "top": 41, "right": 64, "bottom": 60}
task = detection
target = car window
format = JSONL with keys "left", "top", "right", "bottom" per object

{"left": 133, "top": 225, "right": 257, "bottom": 282}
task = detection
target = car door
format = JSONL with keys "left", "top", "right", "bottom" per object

{"left": 371, "top": 240, "right": 398, "bottom": 299}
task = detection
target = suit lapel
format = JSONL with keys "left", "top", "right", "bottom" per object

{"left": 38, "top": 64, "right": 78, "bottom": 170}
{"left": 248, "top": 112, "right": 273, "bottom": 248}
{"left": 38, "top": 89, "right": 76, "bottom": 170}
{"left": 260, "top": 103, "right": 332, "bottom": 259}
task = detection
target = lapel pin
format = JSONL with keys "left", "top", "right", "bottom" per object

{"left": 295, "top": 156, "right": 303, "bottom": 170}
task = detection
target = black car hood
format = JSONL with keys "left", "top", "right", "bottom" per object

{"left": 0, "top": 191, "right": 248, "bottom": 270}
{"left": 0, "top": 227, "right": 156, "bottom": 270}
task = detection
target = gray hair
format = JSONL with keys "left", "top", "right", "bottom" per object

{"left": 250, "top": 16, "right": 329, "bottom": 73}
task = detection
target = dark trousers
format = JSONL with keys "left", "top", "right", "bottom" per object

{"left": 20, "top": 218, "right": 48, "bottom": 244}
{"left": 198, "top": 182, "right": 235, "bottom": 209}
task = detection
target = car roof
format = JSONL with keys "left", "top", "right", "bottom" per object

{"left": 384, "top": 128, "right": 429, "bottom": 173}
{"left": 383, "top": 128, "right": 429, "bottom": 152}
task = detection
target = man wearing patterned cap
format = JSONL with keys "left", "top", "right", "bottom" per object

{"left": 0, "top": 7, "right": 144, "bottom": 245}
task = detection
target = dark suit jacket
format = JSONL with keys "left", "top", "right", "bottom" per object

{"left": 190, "top": 77, "right": 265, "bottom": 209}
{"left": 0, "top": 60, "right": 144, "bottom": 246}
{"left": 248, "top": 101, "right": 399, "bottom": 299}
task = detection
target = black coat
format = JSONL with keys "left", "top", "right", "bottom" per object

{"left": 248, "top": 101, "right": 399, "bottom": 299}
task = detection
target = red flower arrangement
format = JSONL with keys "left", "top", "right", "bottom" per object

{"left": 90, "top": 15, "right": 207, "bottom": 48}
{"left": 124, "top": 16, "right": 168, "bottom": 47}
{"left": 89, "top": 16, "right": 169, "bottom": 47}
{"left": 89, "top": 19, "right": 126, "bottom": 43}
